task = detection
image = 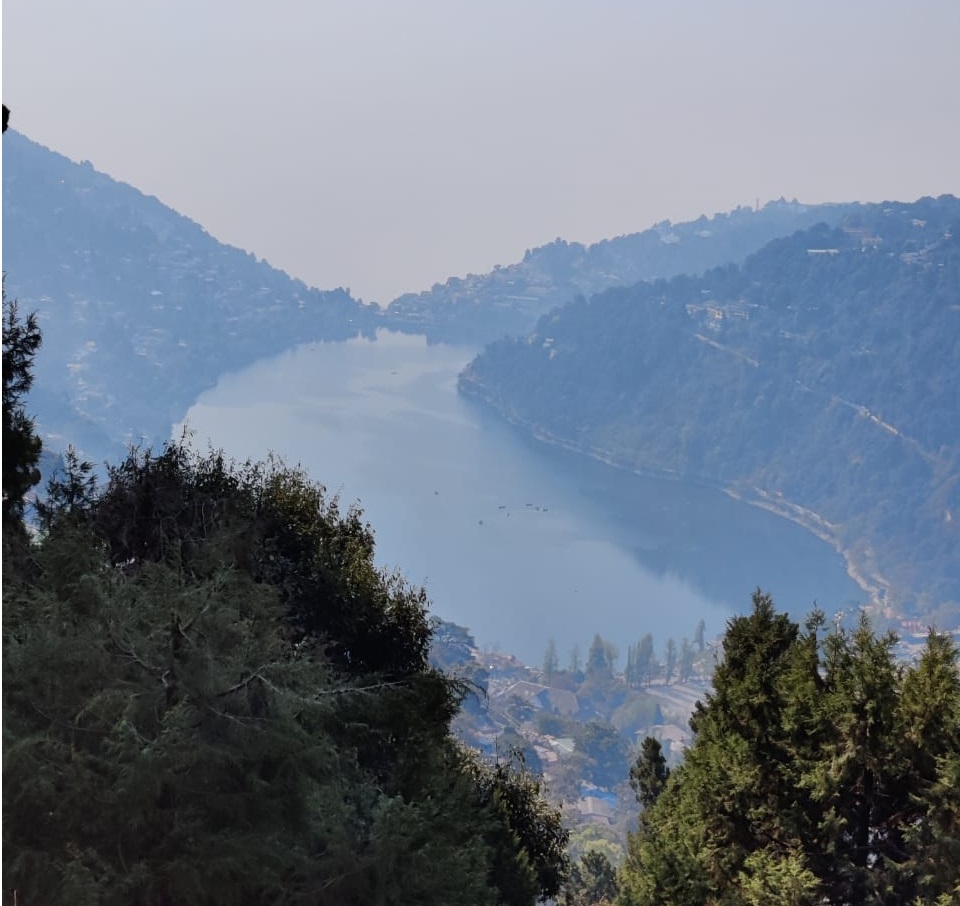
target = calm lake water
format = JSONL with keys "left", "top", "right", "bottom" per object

{"left": 179, "top": 330, "right": 862, "bottom": 665}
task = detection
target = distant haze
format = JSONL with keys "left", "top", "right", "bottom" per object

{"left": 4, "top": 0, "right": 959, "bottom": 305}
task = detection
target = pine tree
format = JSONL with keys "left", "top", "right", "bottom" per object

{"left": 629, "top": 736, "right": 670, "bottom": 811}
{"left": 2, "top": 287, "right": 43, "bottom": 528}
{"left": 617, "top": 594, "right": 960, "bottom": 905}
{"left": 678, "top": 637, "right": 696, "bottom": 681}
{"left": 814, "top": 616, "right": 904, "bottom": 902}
{"left": 543, "top": 637, "right": 560, "bottom": 682}
{"left": 563, "top": 850, "right": 619, "bottom": 906}
{"left": 634, "top": 633, "right": 655, "bottom": 686}
{"left": 664, "top": 637, "right": 677, "bottom": 684}
{"left": 694, "top": 617, "right": 706, "bottom": 652}
{"left": 36, "top": 444, "right": 98, "bottom": 534}
{"left": 4, "top": 530, "right": 351, "bottom": 903}
{"left": 587, "top": 633, "right": 611, "bottom": 677}
{"left": 894, "top": 631, "right": 960, "bottom": 902}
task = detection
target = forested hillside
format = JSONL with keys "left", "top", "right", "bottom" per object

{"left": 2, "top": 131, "right": 377, "bottom": 465}
{"left": 461, "top": 196, "right": 960, "bottom": 625}
{"left": 383, "top": 200, "right": 860, "bottom": 343}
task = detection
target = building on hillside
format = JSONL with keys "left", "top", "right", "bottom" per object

{"left": 497, "top": 680, "right": 579, "bottom": 716}
{"left": 575, "top": 796, "right": 617, "bottom": 825}
{"left": 641, "top": 722, "right": 692, "bottom": 758}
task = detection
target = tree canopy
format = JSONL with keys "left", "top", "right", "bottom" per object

{"left": 3, "top": 439, "right": 570, "bottom": 904}
{"left": 617, "top": 591, "right": 960, "bottom": 906}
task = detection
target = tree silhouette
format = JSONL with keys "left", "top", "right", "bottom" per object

{"left": 2, "top": 288, "right": 43, "bottom": 527}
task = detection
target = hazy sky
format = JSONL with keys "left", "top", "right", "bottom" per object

{"left": 4, "top": 1, "right": 959, "bottom": 305}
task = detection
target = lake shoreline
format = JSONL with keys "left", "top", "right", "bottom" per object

{"left": 459, "top": 379, "right": 887, "bottom": 617}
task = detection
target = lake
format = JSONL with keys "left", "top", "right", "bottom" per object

{"left": 179, "top": 329, "right": 863, "bottom": 666}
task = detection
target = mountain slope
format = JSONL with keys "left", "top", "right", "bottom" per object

{"left": 460, "top": 196, "right": 960, "bottom": 624}
{"left": 2, "top": 131, "right": 376, "bottom": 464}
{"left": 383, "top": 200, "right": 864, "bottom": 343}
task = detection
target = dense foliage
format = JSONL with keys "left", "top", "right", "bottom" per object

{"left": 461, "top": 196, "right": 960, "bottom": 625}
{"left": 3, "top": 433, "right": 569, "bottom": 902}
{"left": 563, "top": 850, "right": 620, "bottom": 906}
{"left": 618, "top": 591, "right": 960, "bottom": 905}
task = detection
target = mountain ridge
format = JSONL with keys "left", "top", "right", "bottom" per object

{"left": 381, "top": 199, "right": 868, "bottom": 343}
{"left": 4, "top": 130, "right": 867, "bottom": 467}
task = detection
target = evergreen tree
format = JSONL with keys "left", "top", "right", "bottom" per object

{"left": 604, "top": 639, "right": 619, "bottom": 673}
{"left": 4, "top": 529, "right": 355, "bottom": 903}
{"left": 36, "top": 444, "right": 99, "bottom": 534}
{"left": 813, "top": 616, "right": 904, "bottom": 902}
{"left": 562, "top": 850, "right": 619, "bottom": 906}
{"left": 694, "top": 618, "right": 706, "bottom": 652}
{"left": 575, "top": 722, "right": 631, "bottom": 788}
{"left": 468, "top": 749, "right": 570, "bottom": 905}
{"left": 4, "top": 444, "right": 571, "bottom": 905}
{"left": 617, "top": 593, "right": 960, "bottom": 906}
{"left": 543, "top": 637, "right": 559, "bottom": 682}
{"left": 2, "top": 287, "right": 43, "bottom": 528}
{"left": 627, "top": 634, "right": 656, "bottom": 687}
{"left": 586, "top": 633, "right": 611, "bottom": 678}
{"left": 678, "top": 637, "right": 695, "bottom": 682}
{"left": 664, "top": 637, "right": 677, "bottom": 684}
{"left": 625, "top": 641, "right": 636, "bottom": 687}
{"left": 629, "top": 737, "right": 670, "bottom": 811}
{"left": 568, "top": 643, "right": 582, "bottom": 674}
{"left": 899, "top": 632, "right": 960, "bottom": 901}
